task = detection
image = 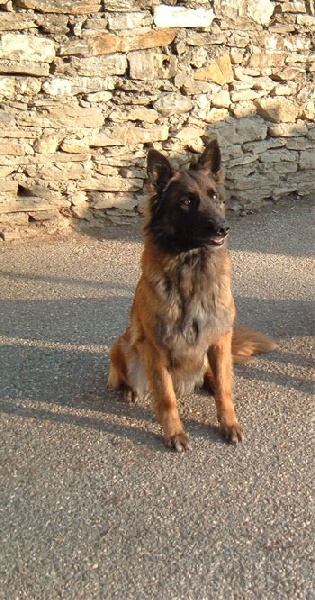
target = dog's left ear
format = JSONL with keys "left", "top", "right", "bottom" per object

{"left": 147, "top": 149, "right": 173, "bottom": 194}
{"left": 197, "top": 139, "right": 221, "bottom": 174}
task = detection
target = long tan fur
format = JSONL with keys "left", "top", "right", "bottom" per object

{"left": 232, "top": 325, "right": 278, "bottom": 364}
{"left": 108, "top": 141, "right": 278, "bottom": 451}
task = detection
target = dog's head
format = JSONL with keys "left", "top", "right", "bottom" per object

{"left": 146, "top": 140, "right": 229, "bottom": 253}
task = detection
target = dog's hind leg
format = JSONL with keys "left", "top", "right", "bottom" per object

{"left": 108, "top": 336, "right": 138, "bottom": 402}
{"left": 207, "top": 331, "right": 243, "bottom": 444}
{"left": 140, "top": 341, "right": 191, "bottom": 452}
{"left": 203, "top": 362, "right": 216, "bottom": 395}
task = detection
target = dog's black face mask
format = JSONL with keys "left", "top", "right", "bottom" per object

{"left": 146, "top": 140, "right": 229, "bottom": 253}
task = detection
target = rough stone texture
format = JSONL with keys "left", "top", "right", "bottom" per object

{"left": 0, "top": 0, "right": 314, "bottom": 238}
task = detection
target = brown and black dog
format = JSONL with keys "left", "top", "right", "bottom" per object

{"left": 108, "top": 140, "right": 277, "bottom": 451}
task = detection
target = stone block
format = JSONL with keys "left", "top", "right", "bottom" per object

{"left": 281, "top": 2, "right": 306, "bottom": 13}
{"left": 299, "top": 150, "right": 315, "bottom": 170}
{"left": 27, "top": 210, "right": 62, "bottom": 221}
{"left": 0, "top": 76, "right": 42, "bottom": 100}
{"left": 93, "top": 124, "right": 169, "bottom": 147}
{"left": 16, "top": 0, "right": 101, "bottom": 13}
{"left": 0, "top": 60, "right": 50, "bottom": 76}
{"left": 108, "top": 11, "right": 152, "bottom": 30}
{"left": 79, "top": 176, "right": 142, "bottom": 192}
{"left": 153, "top": 93, "right": 193, "bottom": 116}
{"left": 109, "top": 107, "right": 158, "bottom": 124}
{"left": 60, "top": 138, "right": 90, "bottom": 153}
{"left": 205, "top": 109, "right": 229, "bottom": 123}
{"left": 0, "top": 13, "right": 36, "bottom": 30}
{"left": 231, "top": 89, "right": 264, "bottom": 102}
{"left": 232, "top": 102, "right": 257, "bottom": 119}
{"left": 297, "top": 14, "right": 315, "bottom": 27}
{"left": 268, "top": 122, "right": 308, "bottom": 137}
{"left": 128, "top": 50, "right": 177, "bottom": 81}
{"left": 0, "top": 180, "right": 18, "bottom": 192}
{"left": 36, "top": 14, "right": 69, "bottom": 35}
{"left": 60, "top": 29, "right": 176, "bottom": 56}
{"left": 70, "top": 54, "right": 127, "bottom": 78}
{"left": 243, "top": 139, "right": 287, "bottom": 154}
{"left": 0, "top": 196, "right": 70, "bottom": 213}
{"left": 247, "top": 52, "right": 287, "bottom": 69}
{"left": 34, "top": 134, "right": 60, "bottom": 153}
{"left": 42, "top": 78, "right": 72, "bottom": 97}
{"left": 211, "top": 90, "right": 231, "bottom": 109}
{"left": 175, "top": 126, "right": 204, "bottom": 142}
{"left": 0, "top": 34, "right": 55, "bottom": 63}
{"left": 259, "top": 148, "right": 297, "bottom": 163}
{"left": 194, "top": 54, "right": 233, "bottom": 85}
{"left": 0, "top": 140, "right": 26, "bottom": 155}
{"left": 216, "top": 117, "right": 268, "bottom": 146}
{"left": 214, "top": 0, "right": 274, "bottom": 26}
{"left": 19, "top": 106, "right": 104, "bottom": 129}
{"left": 0, "top": 212, "right": 29, "bottom": 226}
{"left": 88, "top": 191, "right": 138, "bottom": 210}
{"left": 86, "top": 91, "right": 113, "bottom": 103}
{"left": 254, "top": 98, "right": 299, "bottom": 123}
{"left": 153, "top": 6, "right": 215, "bottom": 28}
{"left": 26, "top": 162, "right": 89, "bottom": 182}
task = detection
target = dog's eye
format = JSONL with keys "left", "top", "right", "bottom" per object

{"left": 181, "top": 192, "right": 197, "bottom": 207}
{"left": 207, "top": 189, "right": 217, "bottom": 201}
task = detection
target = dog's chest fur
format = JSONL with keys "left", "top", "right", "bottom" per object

{"left": 151, "top": 247, "right": 233, "bottom": 356}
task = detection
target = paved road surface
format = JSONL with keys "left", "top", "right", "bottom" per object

{"left": 0, "top": 199, "right": 314, "bottom": 599}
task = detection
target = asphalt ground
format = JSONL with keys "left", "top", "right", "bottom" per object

{"left": 0, "top": 198, "right": 314, "bottom": 599}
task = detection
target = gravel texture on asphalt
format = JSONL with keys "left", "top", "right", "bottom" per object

{"left": 0, "top": 199, "right": 314, "bottom": 599}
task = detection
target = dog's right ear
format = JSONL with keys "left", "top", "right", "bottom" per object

{"left": 147, "top": 150, "right": 173, "bottom": 194}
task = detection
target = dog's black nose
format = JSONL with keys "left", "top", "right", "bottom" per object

{"left": 216, "top": 224, "right": 230, "bottom": 238}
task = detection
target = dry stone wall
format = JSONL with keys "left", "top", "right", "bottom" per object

{"left": 0, "top": 0, "right": 314, "bottom": 239}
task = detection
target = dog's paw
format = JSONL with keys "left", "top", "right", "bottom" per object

{"left": 123, "top": 387, "right": 138, "bottom": 403}
{"left": 219, "top": 421, "right": 243, "bottom": 445}
{"left": 164, "top": 432, "right": 191, "bottom": 453}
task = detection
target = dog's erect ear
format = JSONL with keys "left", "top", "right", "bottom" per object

{"left": 197, "top": 139, "right": 221, "bottom": 174}
{"left": 147, "top": 149, "right": 173, "bottom": 193}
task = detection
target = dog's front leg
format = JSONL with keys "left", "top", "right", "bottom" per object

{"left": 141, "top": 341, "right": 191, "bottom": 452}
{"left": 208, "top": 331, "right": 243, "bottom": 444}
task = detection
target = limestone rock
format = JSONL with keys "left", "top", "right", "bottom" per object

{"left": 70, "top": 55, "right": 127, "bottom": 78}
{"left": 299, "top": 150, "right": 315, "bottom": 170}
{"left": 0, "top": 0, "right": 313, "bottom": 235}
{"left": 42, "top": 79, "right": 72, "bottom": 97}
{"left": 205, "top": 109, "right": 229, "bottom": 123}
{"left": 60, "top": 137, "right": 89, "bottom": 153}
{"left": 153, "top": 6, "right": 215, "bottom": 28}
{"left": 0, "top": 34, "right": 55, "bottom": 62}
{"left": 194, "top": 54, "right": 233, "bottom": 85}
{"left": 254, "top": 98, "right": 299, "bottom": 123}
{"left": 93, "top": 124, "right": 169, "bottom": 147}
{"left": 128, "top": 50, "right": 177, "bottom": 81}
{"left": 34, "top": 135, "right": 60, "bottom": 153}
{"left": 107, "top": 12, "right": 152, "bottom": 30}
{"left": 153, "top": 93, "right": 193, "bottom": 116}
{"left": 211, "top": 90, "right": 231, "bottom": 108}
{"left": 0, "top": 60, "right": 50, "bottom": 76}
{"left": 60, "top": 29, "right": 177, "bottom": 56}
{"left": 268, "top": 122, "right": 308, "bottom": 137}
{"left": 0, "top": 13, "right": 36, "bottom": 30}
{"left": 16, "top": 0, "right": 101, "bottom": 14}
{"left": 109, "top": 107, "right": 158, "bottom": 124}
{"left": 88, "top": 191, "right": 138, "bottom": 210}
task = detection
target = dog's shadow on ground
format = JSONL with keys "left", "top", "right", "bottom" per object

{"left": 1, "top": 295, "right": 313, "bottom": 454}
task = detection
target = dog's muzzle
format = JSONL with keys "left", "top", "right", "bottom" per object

{"left": 209, "top": 221, "right": 230, "bottom": 246}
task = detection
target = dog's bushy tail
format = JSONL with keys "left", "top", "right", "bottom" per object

{"left": 232, "top": 325, "right": 278, "bottom": 364}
